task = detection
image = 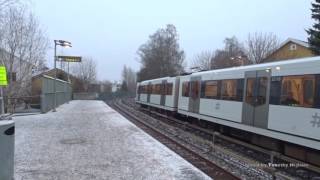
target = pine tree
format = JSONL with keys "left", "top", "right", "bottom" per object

{"left": 137, "top": 24, "right": 185, "bottom": 81}
{"left": 307, "top": 0, "right": 320, "bottom": 55}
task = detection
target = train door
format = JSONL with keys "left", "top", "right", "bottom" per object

{"left": 137, "top": 85, "right": 141, "bottom": 101}
{"left": 188, "top": 76, "right": 201, "bottom": 114}
{"left": 160, "top": 80, "right": 167, "bottom": 106}
{"left": 242, "top": 70, "right": 271, "bottom": 129}
{"left": 147, "top": 83, "right": 151, "bottom": 103}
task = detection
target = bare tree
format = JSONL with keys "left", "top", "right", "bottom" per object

{"left": 191, "top": 50, "right": 215, "bottom": 71}
{"left": 0, "top": 6, "right": 49, "bottom": 97}
{"left": 246, "top": 32, "right": 280, "bottom": 64}
{"left": 0, "top": 0, "right": 18, "bottom": 9}
{"left": 212, "top": 36, "right": 248, "bottom": 69}
{"left": 72, "top": 57, "right": 97, "bottom": 92}
{"left": 121, "top": 65, "right": 136, "bottom": 93}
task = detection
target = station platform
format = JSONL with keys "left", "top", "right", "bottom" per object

{"left": 13, "top": 100, "right": 211, "bottom": 180}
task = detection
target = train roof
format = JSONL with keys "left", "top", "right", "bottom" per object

{"left": 189, "top": 56, "right": 320, "bottom": 76}
{"left": 138, "top": 56, "right": 320, "bottom": 83}
{"left": 139, "top": 76, "right": 171, "bottom": 84}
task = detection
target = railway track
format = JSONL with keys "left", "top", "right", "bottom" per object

{"left": 138, "top": 107, "right": 320, "bottom": 179}
{"left": 113, "top": 98, "right": 320, "bottom": 180}
{"left": 109, "top": 99, "right": 241, "bottom": 180}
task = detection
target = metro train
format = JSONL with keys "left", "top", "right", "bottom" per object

{"left": 135, "top": 56, "right": 320, "bottom": 166}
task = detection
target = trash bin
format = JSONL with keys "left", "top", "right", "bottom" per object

{"left": 0, "top": 120, "right": 14, "bottom": 180}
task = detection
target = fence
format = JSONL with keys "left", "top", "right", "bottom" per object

{"left": 41, "top": 75, "right": 72, "bottom": 113}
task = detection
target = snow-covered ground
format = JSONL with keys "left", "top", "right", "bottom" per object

{"left": 13, "top": 100, "right": 211, "bottom": 180}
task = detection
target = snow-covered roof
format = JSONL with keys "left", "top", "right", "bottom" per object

{"left": 31, "top": 68, "right": 51, "bottom": 77}
{"left": 280, "top": 38, "right": 309, "bottom": 48}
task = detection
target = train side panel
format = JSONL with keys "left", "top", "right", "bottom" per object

{"left": 178, "top": 76, "right": 190, "bottom": 111}
{"left": 136, "top": 77, "right": 179, "bottom": 111}
{"left": 268, "top": 105, "right": 320, "bottom": 141}
{"left": 164, "top": 77, "right": 179, "bottom": 109}
{"left": 177, "top": 57, "right": 320, "bottom": 150}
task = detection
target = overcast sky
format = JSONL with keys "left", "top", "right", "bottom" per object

{"left": 30, "top": 0, "right": 313, "bottom": 81}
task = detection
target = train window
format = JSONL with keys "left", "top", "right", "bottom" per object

{"left": 191, "top": 81, "right": 200, "bottom": 99}
{"left": 182, "top": 82, "right": 190, "bottom": 97}
{"left": 315, "top": 75, "right": 320, "bottom": 108}
{"left": 270, "top": 77, "right": 281, "bottom": 105}
{"left": 202, "top": 80, "right": 219, "bottom": 98}
{"left": 221, "top": 79, "right": 237, "bottom": 101}
{"left": 156, "top": 84, "right": 161, "bottom": 94}
{"left": 148, "top": 85, "right": 152, "bottom": 94}
{"left": 303, "top": 75, "right": 316, "bottom": 107}
{"left": 166, "top": 83, "right": 173, "bottom": 95}
{"left": 303, "top": 78, "right": 314, "bottom": 107}
{"left": 150, "top": 85, "right": 153, "bottom": 94}
{"left": 245, "top": 78, "right": 255, "bottom": 105}
{"left": 256, "top": 77, "right": 268, "bottom": 105}
{"left": 280, "top": 75, "right": 316, "bottom": 107}
{"left": 160, "top": 84, "right": 165, "bottom": 95}
{"left": 236, "top": 79, "right": 244, "bottom": 101}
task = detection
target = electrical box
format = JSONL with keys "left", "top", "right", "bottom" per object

{"left": 0, "top": 120, "right": 14, "bottom": 180}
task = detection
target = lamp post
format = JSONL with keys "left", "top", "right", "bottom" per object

{"left": 53, "top": 40, "right": 72, "bottom": 112}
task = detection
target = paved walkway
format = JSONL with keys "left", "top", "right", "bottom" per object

{"left": 14, "top": 100, "right": 211, "bottom": 180}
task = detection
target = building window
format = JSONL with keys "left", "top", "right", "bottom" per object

{"left": 289, "top": 44, "right": 297, "bottom": 51}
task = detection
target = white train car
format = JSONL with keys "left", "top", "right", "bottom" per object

{"left": 136, "top": 76, "right": 180, "bottom": 111}
{"left": 178, "top": 57, "right": 320, "bottom": 152}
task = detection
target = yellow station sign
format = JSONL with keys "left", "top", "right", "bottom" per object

{"left": 57, "top": 56, "right": 82, "bottom": 62}
{"left": 0, "top": 66, "right": 8, "bottom": 86}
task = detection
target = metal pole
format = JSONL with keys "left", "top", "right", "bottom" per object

{"left": 67, "top": 62, "right": 70, "bottom": 82}
{"left": 0, "top": 87, "right": 4, "bottom": 115}
{"left": 53, "top": 41, "right": 57, "bottom": 112}
{"left": 67, "top": 62, "right": 70, "bottom": 104}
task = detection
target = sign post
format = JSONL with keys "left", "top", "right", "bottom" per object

{"left": 0, "top": 66, "right": 8, "bottom": 86}
{"left": 56, "top": 56, "right": 82, "bottom": 104}
{"left": 0, "top": 66, "right": 8, "bottom": 115}
{"left": 57, "top": 56, "right": 82, "bottom": 82}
